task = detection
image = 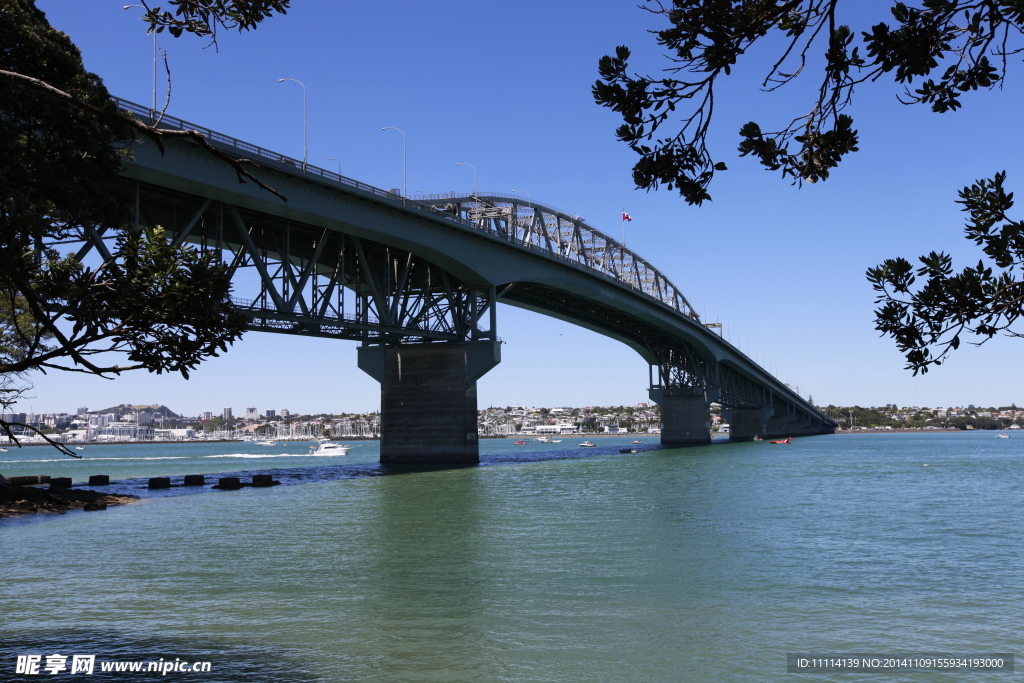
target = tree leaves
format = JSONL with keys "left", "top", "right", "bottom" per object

{"left": 595, "top": 1, "right": 1022, "bottom": 202}
{"left": 139, "top": 0, "right": 289, "bottom": 43}
{"left": 869, "top": 174, "right": 1024, "bottom": 374}
{"left": 0, "top": 0, "right": 281, "bottom": 454}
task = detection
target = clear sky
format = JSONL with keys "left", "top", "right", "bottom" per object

{"left": 21, "top": 0, "right": 1024, "bottom": 416}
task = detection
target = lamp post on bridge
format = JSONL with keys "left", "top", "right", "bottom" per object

{"left": 511, "top": 190, "right": 532, "bottom": 233}
{"left": 277, "top": 78, "right": 307, "bottom": 171}
{"left": 328, "top": 157, "right": 341, "bottom": 177}
{"left": 123, "top": 5, "right": 160, "bottom": 118}
{"left": 510, "top": 189, "right": 531, "bottom": 205}
{"left": 381, "top": 127, "right": 407, "bottom": 197}
{"left": 456, "top": 162, "right": 478, "bottom": 199}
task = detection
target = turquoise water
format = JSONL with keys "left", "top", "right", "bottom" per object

{"left": 2, "top": 433, "right": 1021, "bottom": 681}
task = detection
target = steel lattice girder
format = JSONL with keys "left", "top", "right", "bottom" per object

{"left": 62, "top": 180, "right": 497, "bottom": 345}
{"left": 417, "top": 193, "right": 696, "bottom": 319}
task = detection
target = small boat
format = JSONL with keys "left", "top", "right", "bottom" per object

{"left": 752, "top": 435, "right": 763, "bottom": 442}
{"left": 513, "top": 440, "right": 527, "bottom": 445}
{"left": 75, "top": 446, "right": 85, "bottom": 450}
{"left": 769, "top": 437, "right": 792, "bottom": 444}
{"left": 0, "top": 448, "right": 7, "bottom": 452}
{"left": 536, "top": 436, "right": 552, "bottom": 443}
{"left": 309, "top": 442, "right": 354, "bottom": 455}
{"left": 997, "top": 433, "right": 1010, "bottom": 439}
{"left": 579, "top": 441, "right": 596, "bottom": 448}
{"left": 551, "top": 439, "right": 562, "bottom": 443}
{"left": 632, "top": 440, "right": 642, "bottom": 444}
{"left": 255, "top": 440, "right": 277, "bottom": 446}
{"left": 619, "top": 448, "right": 638, "bottom": 453}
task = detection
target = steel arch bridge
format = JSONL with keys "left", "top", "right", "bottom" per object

{"left": 66, "top": 98, "right": 834, "bottom": 462}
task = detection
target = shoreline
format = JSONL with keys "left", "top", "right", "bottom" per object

{"left": 0, "top": 480, "right": 138, "bottom": 519}
{"left": 834, "top": 428, "right": 969, "bottom": 434}
{"left": 0, "top": 436, "right": 382, "bottom": 448}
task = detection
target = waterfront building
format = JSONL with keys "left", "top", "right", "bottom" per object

{"left": 537, "top": 422, "right": 577, "bottom": 435}
{"left": 154, "top": 428, "right": 196, "bottom": 440}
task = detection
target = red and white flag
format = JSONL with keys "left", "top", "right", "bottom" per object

{"left": 622, "top": 210, "right": 632, "bottom": 221}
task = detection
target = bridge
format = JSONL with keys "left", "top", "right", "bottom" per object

{"left": 72, "top": 98, "right": 835, "bottom": 464}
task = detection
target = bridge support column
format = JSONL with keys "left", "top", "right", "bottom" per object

{"left": 649, "top": 387, "right": 711, "bottom": 445}
{"left": 764, "top": 415, "right": 793, "bottom": 439}
{"left": 724, "top": 406, "right": 774, "bottom": 441}
{"left": 358, "top": 341, "right": 500, "bottom": 466}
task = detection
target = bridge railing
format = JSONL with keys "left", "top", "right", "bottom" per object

{"left": 113, "top": 98, "right": 699, "bottom": 322}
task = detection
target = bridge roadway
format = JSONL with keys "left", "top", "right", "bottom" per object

{"left": 88, "top": 98, "right": 836, "bottom": 464}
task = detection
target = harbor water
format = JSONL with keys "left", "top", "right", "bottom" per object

{"left": 1, "top": 432, "right": 1021, "bottom": 681}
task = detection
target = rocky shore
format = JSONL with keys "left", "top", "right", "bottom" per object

{"left": 0, "top": 476, "right": 138, "bottom": 519}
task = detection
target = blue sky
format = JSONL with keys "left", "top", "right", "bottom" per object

{"left": 21, "top": 0, "right": 1024, "bottom": 416}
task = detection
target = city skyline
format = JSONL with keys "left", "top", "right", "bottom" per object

{"left": 18, "top": 1, "right": 1024, "bottom": 414}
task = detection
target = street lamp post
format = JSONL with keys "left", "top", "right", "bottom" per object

{"left": 381, "top": 127, "right": 406, "bottom": 197}
{"left": 511, "top": 190, "right": 532, "bottom": 234}
{"left": 122, "top": 5, "right": 159, "bottom": 118}
{"left": 278, "top": 78, "right": 307, "bottom": 171}
{"left": 510, "top": 189, "right": 531, "bottom": 206}
{"left": 327, "top": 157, "right": 342, "bottom": 177}
{"left": 456, "top": 162, "right": 478, "bottom": 198}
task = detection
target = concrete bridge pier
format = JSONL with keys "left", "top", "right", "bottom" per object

{"left": 724, "top": 406, "right": 775, "bottom": 441}
{"left": 649, "top": 387, "right": 711, "bottom": 445}
{"left": 358, "top": 341, "right": 500, "bottom": 466}
{"left": 764, "top": 414, "right": 796, "bottom": 438}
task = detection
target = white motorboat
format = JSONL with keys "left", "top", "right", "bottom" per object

{"left": 579, "top": 441, "right": 596, "bottom": 448}
{"left": 551, "top": 439, "right": 562, "bottom": 443}
{"left": 536, "top": 436, "right": 552, "bottom": 443}
{"left": 75, "top": 446, "right": 84, "bottom": 450}
{"left": 255, "top": 440, "right": 276, "bottom": 446}
{"left": 997, "top": 433, "right": 1010, "bottom": 439}
{"left": 310, "top": 442, "right": 354, "bottom": 456}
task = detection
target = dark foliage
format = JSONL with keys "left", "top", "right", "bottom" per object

{"left": 594, "top": 0, "right": 1024, "bottom": 204}
{"left": 867, "top": 172, "right": 1024, "bottom": 373}
{"left": 138, "top": 0, "right": 290, "bottom": 43}
{"left": 0, "top": 0, "right": 286, "bottom": 454}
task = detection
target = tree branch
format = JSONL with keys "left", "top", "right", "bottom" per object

{"left": 0, "top": 69, "right": 287, "bottom": 201}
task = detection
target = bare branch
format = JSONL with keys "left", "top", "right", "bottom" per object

{"left": 0, "top": 419, "right": 81, "bottom": 459}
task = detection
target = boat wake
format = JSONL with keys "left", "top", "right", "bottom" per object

{"left": 205, "top": 452, "right": 350, "bottom": 459}
{"left": 1, "top": 452, "right": 355, "bottom": 464}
